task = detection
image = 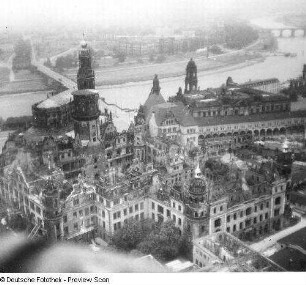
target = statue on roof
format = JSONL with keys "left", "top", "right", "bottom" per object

{"left": 152, "top": 74, "right": 161, "bottom": 94}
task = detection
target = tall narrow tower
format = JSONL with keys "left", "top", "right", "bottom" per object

{"left": 77, "top": 41, "right": 95, "bottom": 90}
{"left": 72, "top": 41, "right": 101, "bottom": 144}
{"left": 184, "top": 58, "right": 198, "bottom": 94}
{"left": 303, "top": 64, "right": 306, "bottom": 80}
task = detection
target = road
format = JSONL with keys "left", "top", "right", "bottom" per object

{"left": 250, "top": 217, "right": 306, "bottom": 253}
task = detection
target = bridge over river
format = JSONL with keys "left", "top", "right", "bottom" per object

{"left": 251, "top": 17, "right": 306, "bottom": 38}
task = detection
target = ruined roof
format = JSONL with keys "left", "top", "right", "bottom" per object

{"left": 36, "top": 89, "right": 73, "bottom": 109}
{"left": 150, "top": 102, "right": 196, "bottom": 127}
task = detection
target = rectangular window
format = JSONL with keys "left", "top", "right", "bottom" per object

{"left": 240, "top": 211, "right": 243, "bottom": 218}
{"left": 266, "top": 202, "right": 269, "bottom": 208}
{"left": 274, "top": 209, "right": 280, "bottom": 217}
{"left": 254, "top": 217, "right": 257, "bottom": 224}
{"left": 140, "top": 202, "right": 144, "bottom": 210}
{"left": 129, "top": 206, "right": 133, "bottom": 214}
{"left": 73, "top": 212, "right": 77, "bottom": 218}
{"left": 79, "top": 210, "right": 83, "bottom": 216}
{"left": 36, "top": 206, "right": 41, "bottom": 215}
{"left": 102, "top": 210, "right": 105, "bottom": 218}
{"left": 124, "top": 209, "right": 127, "bottom": 216}
{"left": 135, "top": 214, "right": 139, "bottom": 221}
{"left": 239, "top": 222, "right": 243, "bottom": 230}
{"left": 90, "top": 206, "right": 94, "bottom": 213}
{"left": 173, "top": 215, "right": 176, "bottom": 222}
{"left": 233, "top": 225, "right": 236, "bottom": 232}
{"left": 233, "top": 213, "right": 237, "bottom": 220}
{"left": 227, "top": 215, "right": 230, "bottom": 222}
{"left": 178, "top": 218, "right": 181, "bottom": 226}
{"left": 265, "top": 213, "right": 268, "bottom": 220}
{"left": 117, "top": 211, "right": 121, "bottom": 218}
{"left": 260, "top": 204, "right": 263, "bottom": 210}
{"left": 255, "top": 206, "right": 257, "bottom": 212}
{"left": 213, "top": 207, "right": 216, "bottom": 214}
{"left": 157, "top": 205, "right": 164, "bottom": 214}
{"left": 167, "top": 209, "right": 171, "bottom": 217}
{"left": 63, "top": 215, "right": 67, "bottom": 223}
{"left": 113, "top": 213, "right": 117, "bottom": 220}
{"left": 135, "top": 204, "right": 139, "bottom": 211}
{"left": 73, "top": 198, "right": 79, "bottom": 206}
{"left": 260, "top": 214, "right": 263, "bottom": 222}
{"left": 220, "top": 206, "right": 223, "bottom": 212}
{"left": 152, "top": 213, "right": 155, "bottom": 220}
{"left": 140, "top": 212, "right": 144, "bottom": 220}
{"left": 85, "top": 208, "right": 89, "bottom": 216}
{"left": 64, "top": 227, "right": 69, "bottom": 236}
{"left": 246, "top": 207, "right": 252, "bottom": 216}
{"left": 74, "top": 223, "right": 78, "bottom": 230}
{"left": 152, "top": 202, "right": 155, "bottom": 210}
{"left": 226, "top": 227, "right": 230, "bottom": 232}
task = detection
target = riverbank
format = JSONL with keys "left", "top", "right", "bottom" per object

{"left": 61, "top": 39, "right": 265, "bottom": 87}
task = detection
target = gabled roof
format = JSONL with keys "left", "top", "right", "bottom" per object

{"left": 150, "top": 102, "right": 196, "bottom": 127}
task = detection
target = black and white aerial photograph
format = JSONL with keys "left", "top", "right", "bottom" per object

{"left": 0, "top": 0, "right": 306, "bottom": 281}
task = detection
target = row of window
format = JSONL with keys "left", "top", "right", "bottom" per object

{"left": 227, "top": 212, "right": 270, "bottom": 233}
{"left": 64, "top": 206, "right": 97, "bottom": 223}
{"left": 226, "top": 202, "right": 270, "bottom": 222}
{"left": 113, "top": 202, "right": 145, "bottom": 220}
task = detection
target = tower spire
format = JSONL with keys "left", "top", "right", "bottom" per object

{"left": 77, "top": 35, "right": 95, "bottom": 90}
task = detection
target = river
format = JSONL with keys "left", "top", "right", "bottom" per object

{"left": 0, "top": 19, "right": 306, "bottom": 128}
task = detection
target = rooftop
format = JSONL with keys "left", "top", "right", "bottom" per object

{"left": 71, "top": 89, "right": 99, "bottom": 96}
{"left": 150, "top": 102, "right": 196, "bottom": 127}
{"left": 36, "top": 89, "right": 73, "bottom": 109}
{"left": 195, "top": 110, "right": 306, "bottom": 127}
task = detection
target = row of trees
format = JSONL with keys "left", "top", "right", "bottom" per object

{"left": 224, "top": 23, "right": 259, "bottom": 49}
{"left": 0, "top": 116, "right": 32, "bottom": 131}
{"left": 12, "top": 38, "right": 32, "bottom": 71}
{"left": 110, "top": 219, "right": 192, "bottom": 262}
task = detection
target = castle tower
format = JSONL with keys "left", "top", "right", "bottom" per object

{"left": 72, "top": 41, "right": 101, "bottom": 144}
{"left": 184, "top": 58, "right": 198, "bottom": 94}
{"left": 77, "top": 40, "right": 95, "bottom": 90}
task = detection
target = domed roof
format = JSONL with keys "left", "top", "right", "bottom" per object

{"left": 189, "top": 176, "right": 206, "bottom": 196}
{"left": 80, "top": 40, "right": 88, "bottom": 48}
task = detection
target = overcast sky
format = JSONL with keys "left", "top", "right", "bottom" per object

{"left": 1, "top": 0, "right": 306, "bottom": 31}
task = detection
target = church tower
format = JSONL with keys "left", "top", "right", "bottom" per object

{"left": 72, "top": 41, "right": 101, "bottom": 144}
{"left": 77, "top": 40, "right": 95, "bottom": 90}
{"left": 184, "top": 58, "right": 198, "bottom": 94}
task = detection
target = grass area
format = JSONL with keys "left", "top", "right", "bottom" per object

{"left": 0, "top": 67, "right": 10, "bottom": 86}
{"left": 278, "top": 226, "right": 306, "bottom": 250}
{"left": 269, "top": 247, "right": 306, "bottom": 271}
{"left": 0, "top": 70, "right": 50, "bottom": 95}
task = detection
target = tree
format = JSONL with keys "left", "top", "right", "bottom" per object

{"left": 111, "top": 219, "right": 155, "bottom": 251}
{"left": 137, "top": 221, "right": 182, "bottom": 261}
